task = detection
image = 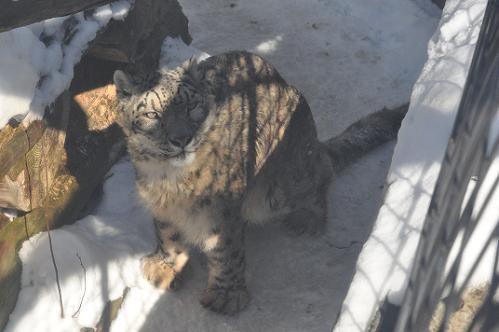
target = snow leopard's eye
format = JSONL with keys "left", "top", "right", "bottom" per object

{"left": 143, "top": 111, "right": 160, "bottom": 120}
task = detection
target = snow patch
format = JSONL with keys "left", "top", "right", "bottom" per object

{"left": 0, "top": 0, "right": 133, "bottom": 129}
{"left": 5, "top": 159, "right": 156, "bottom": 332}
{"left": 0, "top": 28, "right": 41, "bottom": 128}
{"left": 0, "top": 208, "right": 19, "bottom": 221}
{"left": 253, "top": 35, "right": 283, "bottom": 54}
{"left": 159, "top": 36, "right": 210, "bottom": 70}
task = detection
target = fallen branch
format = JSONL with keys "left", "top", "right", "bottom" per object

{"left": 72, "top": 253, "right": 87, "bottom": 318}
{"left": 47, "top": 227, "right": 64, "bottom": 318}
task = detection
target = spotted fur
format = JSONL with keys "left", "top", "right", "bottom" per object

{"left": 114, "top": 51, "right": 406, "bottom": 315}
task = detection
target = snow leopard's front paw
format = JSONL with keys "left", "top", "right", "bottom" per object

{"left": 282, "top": 208, "right": 324, "bottom": 236}
{"left": 141, "top": 253, "right": 180, "bottom": 290}
{"left": 200, "top": 286, "right": 250, "bottom": 315}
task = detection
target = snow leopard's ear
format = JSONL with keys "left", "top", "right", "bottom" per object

{"left": 181, "top": 56, "right": 197, "bottom": 72}
{"left": 113, "top": 70, "right": 137, "bottom": 98}
{"left": 180, "top": 57, "right": 201, "bottom": 84}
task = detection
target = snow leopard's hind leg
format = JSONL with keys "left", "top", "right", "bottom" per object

{"left": 280, "top": 144, "right": 333, "bottom": 236}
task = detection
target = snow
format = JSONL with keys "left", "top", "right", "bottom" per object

{"left": 4, "top": 0, "right": 473, "bottom": 331}
{"left": 180, "top": 0, "right": 441, "bottom": 139}
{"left": 0, "top": 28, "right": 41, "bottom": 126}
{"left": 334, "top": 0, "right": 498, "bottom": 330}
{"left": 0, "top": 0, "right": 133, "bottom": 129}
{"left": 0, "top": 208, "right": 19, "bottom": 221}
{"left": 6, "top": 159, "right": 156, "bottom": 332}
{"left": 159, "top": 37, "right": 209, "bottom": 70}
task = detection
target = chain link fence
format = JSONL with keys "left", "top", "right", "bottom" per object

{"left": 384, "top": 0, "right": 499, "bottom": 330}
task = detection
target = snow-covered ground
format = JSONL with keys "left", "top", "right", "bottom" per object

{"left": 6, "top": 159, "right": 156, "bottom": 332}
{"left": 3, "top": 0, "right": 450, "bottom": 331}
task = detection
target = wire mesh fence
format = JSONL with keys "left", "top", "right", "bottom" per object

{"left": 388, "top": 0, "right": 499, "bottom": 330}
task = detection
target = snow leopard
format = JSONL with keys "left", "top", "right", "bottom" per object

{"left": 113, "top": 51, "right": 407, "bottom": 315}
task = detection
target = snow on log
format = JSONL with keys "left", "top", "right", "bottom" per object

{"left": 0, "top": 0, "right": 112, "bottom": 33}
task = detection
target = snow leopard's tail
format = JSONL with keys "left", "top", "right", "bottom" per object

{"left": 325, "top": 103, "right": 408, "bottom": 172}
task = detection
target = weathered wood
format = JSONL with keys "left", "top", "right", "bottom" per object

{"left": 0, "top": 0, "right": 112, "bottom": 33}
{"left": 0, "top": 122, "right": 44, "bottom": 182}
{"left": 0, "top": 101, "right": 66, "bottom": 213}
{"left": 0, "top": 215, "right": 8, "bottom": 230}
{"left": 88, "top": 0, "right": 192, "bottom": 73}
{"left": 0, "top": 94, "right": 72, "bottom": 330}
{"left": 0, "top": 92, "right": 70, "bottom": 213}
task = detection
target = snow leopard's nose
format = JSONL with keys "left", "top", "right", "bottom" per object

{"left": 168, "top": 134, "right": 193, "bottom": 148}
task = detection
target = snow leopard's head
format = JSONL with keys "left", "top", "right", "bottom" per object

{"left": 114, "top": 60, "right": 213, "bottom": 164}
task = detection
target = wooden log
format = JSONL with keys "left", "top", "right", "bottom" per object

{"left": 0, "top": 0, "right": 112, "bottom": 33}
{"left": 0, "top": 94, "right": 69, "bottom": 214}
{"left": 0, "top": 121, "right": 46, "bottom": 212}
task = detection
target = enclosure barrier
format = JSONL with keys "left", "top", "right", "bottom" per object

{"left": 381, "top": 0, "right": 499, "bottom": 330}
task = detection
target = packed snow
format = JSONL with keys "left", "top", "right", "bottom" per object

{"left": 6, "top": 0, "right": 484, "bottom": 331}
{"left": 334, "top": 0, "right": 498, "bottom": 330}
{"left": 0, "top": 0, "right": 132, "bottom": 129}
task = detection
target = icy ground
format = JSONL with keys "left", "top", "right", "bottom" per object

{"left": 6, "top": 0, "right": 444, "bottom": 331}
